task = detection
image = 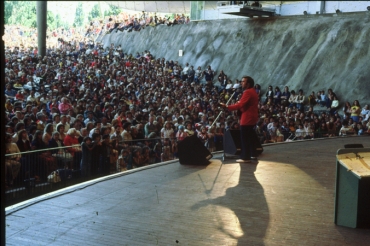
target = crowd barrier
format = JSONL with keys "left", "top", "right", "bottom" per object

{"left": 4, "top": 137, "right": 174, "bottom": 206}
{"left": 5, "top": 132, "right": 366, "bottom": 206}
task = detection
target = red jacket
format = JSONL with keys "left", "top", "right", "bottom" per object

{"left": 227, "top": 88, "right": 259, "bottom": 126}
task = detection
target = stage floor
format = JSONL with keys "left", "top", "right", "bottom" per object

{"left": 5, "top": 137, "right": 370, "bottom": 245}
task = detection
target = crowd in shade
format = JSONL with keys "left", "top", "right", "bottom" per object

{"left": 4, "top": 22, "right": 370, "bottom": 187}
{"left": 102, "top": 11, "right": 190, "bottom": 34}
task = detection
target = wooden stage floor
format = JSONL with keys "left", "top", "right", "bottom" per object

{"left": 5, "top": 137, "right": 370, "bottom": 245}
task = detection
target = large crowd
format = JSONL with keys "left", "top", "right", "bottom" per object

{"left": 4, "top": 21, "right": 370, "bottom": 188}
{"left": 102, "top": 11, "right": 190, "bottom": 34}
{"left": 4, "top": 10, "right": 190, "bottom": 52}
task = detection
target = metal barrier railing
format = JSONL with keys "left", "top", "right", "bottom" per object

{"left": 4, "top": 137, "right": 181, "bottom": 206}
{"left": 5, "top": 145, "right": 78, "bottom": 206}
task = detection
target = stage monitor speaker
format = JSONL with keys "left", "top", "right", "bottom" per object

{"left": 224, "top": 130, "right": 241, "bottom": 155}
{"left": 344, "top": 144, "right": 364, "bottom": 149}
{"left": 178, "top": 134, "right": 212, "bottom": 165}
{"left": 224, "top": 129, "right": 263, "bottom": 156}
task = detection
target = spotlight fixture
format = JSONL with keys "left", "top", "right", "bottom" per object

{"left": 316, "top": 11, "right": 319, "bottom": 14}
{"left": 336, "top": 9, "right": 340, "bottom": 14}
{"left": 367, "top": 6, "right": 370, "bottom": 11}
{"left": 303, "top": 11, "right": 308, "bottom": 15}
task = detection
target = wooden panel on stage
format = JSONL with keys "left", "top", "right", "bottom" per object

{"left": 337, "top": 152, "right": 370, "bottom": 178}
{"left": 6, "top": 137, "right": 370, "bottom": 245}
{"left": 335, "top": 149, "right": 370, "bottom": 228}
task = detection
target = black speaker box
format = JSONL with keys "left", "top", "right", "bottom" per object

{"left": 344, "top": 144, "right": 364, "bottom": 149}
{"left": 224, "top": 130, "right": 241, "bottom": 155}
{"left": 178, "top": 134, "right": 212, "bottom": 165}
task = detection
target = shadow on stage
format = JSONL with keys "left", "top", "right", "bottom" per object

{"left": 191, "top": 160, "right": 269, "bottom": 245}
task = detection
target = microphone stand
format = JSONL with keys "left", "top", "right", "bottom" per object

{"left": 210, "top": 90, "right": 236, "bottom": 128}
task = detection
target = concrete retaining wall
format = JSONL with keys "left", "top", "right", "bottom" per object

{"left": 100, "top": 12, "right": 370, "bottom": 104}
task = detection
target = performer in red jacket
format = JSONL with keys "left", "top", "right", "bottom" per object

{"left": 220, "top": 76, "right": 259, "bottom": 163}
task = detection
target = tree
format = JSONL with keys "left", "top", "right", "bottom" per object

{"left": 74, "top": 2, "right": 85, "bottom": 27}
{"left": 55, "top": 14, "right": 62, "bottom": 29}
{"left": 88, "top": 3, "right": 101, "bottom": 22}
{"left": 4, "top": 1, "right": 17, "bottom": 24}
{"left": 104, "top": 4, "right": 122, "bottom": 17}
{"left": 7, "top": 1, "right": 37, "bottom": 28}
{"left": 47, "top": 11, "right": 56, "bottom": 30}
{"left": 5, "top": 1, "right": 73, "bottom": 30}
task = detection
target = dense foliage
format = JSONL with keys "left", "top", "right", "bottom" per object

{"left": 4, "top": 1, "right": 123, "bottom": 29}
{"left": 87, "top": 3, "right": 101, "bottom": 21}
{"left": 74, "top": 2, "right": 85, "bottom": 27}
{"left": 104, "top": 4, "right": 122, "bottom": 17}
{"left": 5, "top": 1, "right": 37, "bottom": 27}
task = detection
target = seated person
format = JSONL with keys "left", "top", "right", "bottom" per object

{"left": 288, "top": 90, "right": 298, "bottom": 108}
{"left": 318, "top": 91, "right": 328, "bottom": 108}
{"left": 132, "top": 148, "right": 143, "bottom": 168}
{"left": 339, "top": 120, "right": 354, "bottom": 136}
{"left": 294, "top": 124, "right": 305, "bottom": 140}
{"left": 361, "top": 105, "right": 370, "bottom": 121}
{"left": 296, "top": 89, "right": 305, "bottom": 111}
{"left": 15, "top": 90, "right": 25, "bottom": 101}
{"left": 5, "top": 84, "right": 17, "bottom": 103}
{"left": 116, "top": 149, "right": 129, "bottom": 172}
{"left": 315, "top": 91, "right": 323, "bottom": 106}
{"left": 308, "top": 91, "right": 316, "bottom": 107}
{"left": 329, "top": 96, "right": 339, "bottom": 115}
{"left": 357, "top": 123, "right": 365, "bottom": 136}
{"left": 115, "top": 21, "right": 126, "bottom": 32}
{"left": 303, "top": 120, "right": 314, "bottom": 139}
{"left": 317, "top": 122, "right": 329, "bottom": 138}
{"left": 133, "top": 18, "right": 141, "bottom": 31}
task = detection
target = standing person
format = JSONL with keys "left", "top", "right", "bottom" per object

{"left": 280, "top": 86, "right": 290, "bottom": 107}
{"left": 203, "top": 65, "right": 215, "bottom": 86}
{"left": 176, "top": 125, "right": 187, "bottom": 141}
{"left": 350, "top": 100, "right": 361, "bottom": 123}
{"left": 100, "top": 134, "right": 113, "bottom": 175}
{"left": 91, "top": 133, "right": 102, "bottom": 175}
{"left": 194, "top": 66, "right": 202, "bottom": 84}
{"left": 64, "top": 128, "right": 82, "bottom": 170}
{"left": 220, "top": 76, "right": 259, "bottom": 163}
{"left": 296, "top": 89, "right": 305, "bottom": 111}
{"left": 80, "top": 136, "right": 94, "bottom": 178}
{"left": 264, "top": 85, "right": 274, "bottom": 104}
{"left": 5, "top": 134, "right": 21, "bottom": 187}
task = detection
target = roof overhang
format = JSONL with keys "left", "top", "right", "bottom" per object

{"left": 223, "top": 6, "right": 276, "bottom": 18}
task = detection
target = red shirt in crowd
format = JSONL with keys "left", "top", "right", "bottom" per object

{"left": 58, "top": 102, "right": 73, "bottom": 115}
{"left": 63, "top": 134, "right": 79, "bottom": 156}
{"left": 15, "top": 93, "right": 24, "bottom": 101}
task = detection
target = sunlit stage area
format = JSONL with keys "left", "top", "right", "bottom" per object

{"left": 5, "top": 137, "right": 370, "bottom": 245}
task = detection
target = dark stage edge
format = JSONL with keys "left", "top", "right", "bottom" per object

{"left": 5, "top": 137, "right": 370, "bottom": 245}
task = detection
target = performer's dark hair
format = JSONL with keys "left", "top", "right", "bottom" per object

{"left": 242, "top": 76, "right": 255, "bottom": 87}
